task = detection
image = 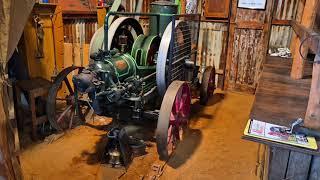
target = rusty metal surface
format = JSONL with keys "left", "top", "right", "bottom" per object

{"left": 274, "top": 0, "right": 299, "bottom": 20}
{"left": 58, "top": 0, "right": 97, "bottom": 14}
{"left": 197, "top": 22, "right": 228, "bottom": 86}
{"left": 269, "top": 25, "right": 293, "bottom": 48}
{"left": 236, "top": 9, "right": 265, "bottom": 23}
{"left": 230, "top": 29, "right": 264, "bottom": 89}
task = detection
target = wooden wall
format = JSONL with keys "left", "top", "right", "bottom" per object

{"left": 62, "top": 19, "right": 96, "bottom": 96}
{"left": 273, "top": 0, "right": 299, "bottom": 20}
{"left": 63, "top": 19, "right": 97, "bottom": 44}
{"left": 225, "top": 0, "right": 274, "bottom": 93}
{"left": 269, "top": 0, "right": 300, "bottom": 50}
{"left": 197, "top": 22, "right": 228, "bottom": 88}
{"left": 24, "top": 0, "right": 310, "bottom": 94}
{"left": 269, "top": 25, "right": 293, "bottom": 49}
{"left": 23, "top": 4, "right": 64, "bottom": 81}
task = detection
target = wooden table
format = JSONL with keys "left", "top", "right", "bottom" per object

{"left": 243, "top": 56, "right": 320, "bottom": 180}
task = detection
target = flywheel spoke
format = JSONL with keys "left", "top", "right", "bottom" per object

{"left": 68, "top": 108, "right": 75, "bottom": 129}
{"left": 56, "top": 105, "right": 72, "bottom": 123}
{"left": 47, "top": 66, "right": 89, "bottom": 132}
{"left": 64, "top": 78, "right": 74, "bottom": 95}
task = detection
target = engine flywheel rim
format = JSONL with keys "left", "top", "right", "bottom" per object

{"left": 156, "top": 20, "right": 191, "bottom": 97}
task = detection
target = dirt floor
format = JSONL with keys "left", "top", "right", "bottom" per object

{"left": 20, "top": 90, "right": 259, "bottom": 180}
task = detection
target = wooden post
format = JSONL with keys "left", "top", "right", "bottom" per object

{"left": 289, "top": 0, "right": 305, "bottom": 55}
{"left": 305, "top": 54, "right": 320, "bottom": 129}
{"left": 97, "top": 6, "right": 107, "bottom": 28}
{"left": 290, "top": 37, "right": 307, "bottom": 79}
{"left": 0, "top": 83, "right": 21, "bottom": 180}
{"left": 290, "top": 0, "right": 318, "bottom": 79}
{"left": 0, "top": 0, "right": 22, "bottom": 179}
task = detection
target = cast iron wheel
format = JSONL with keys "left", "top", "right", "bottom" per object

{"left": 46, "top": 66, "right": 91, "bottom": 132}
{"left": 200, "top": 66, "right": 216, "bottom": 105}
{"left": 156, "top": 81, "right": 191, "bottom": 160}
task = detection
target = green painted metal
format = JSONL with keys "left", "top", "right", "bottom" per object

{"left": 131, "top": 35, "right": 161, "bottom": 66}
{"left": 106, "top": 53, "right": 136, "bottom": 80}
{"left": 107, "top": 0, "right": 123, "bottom": 26}
{"left": 175, "top": 0, "right": 181, "bottom": 14}
{"left": 149, "top": 1, "right": 178, "bottom": 36}
{"left": 99, "top": 52, "right": 156, "bottom": 85}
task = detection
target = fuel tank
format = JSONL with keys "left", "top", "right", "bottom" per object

{"left": 149, "top": 1, "right": 178, "bottom": 36}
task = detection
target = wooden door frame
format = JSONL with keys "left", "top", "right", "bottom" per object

{"left": 224, "top": 0, "right": 275, "bottom": 92}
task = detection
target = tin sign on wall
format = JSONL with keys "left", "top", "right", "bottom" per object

{"left": 238, "top": 0, "right": 267, "bottom": 10}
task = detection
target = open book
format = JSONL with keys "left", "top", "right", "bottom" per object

{"left": 244, "top": 119, "right": 318, "bottom": 150}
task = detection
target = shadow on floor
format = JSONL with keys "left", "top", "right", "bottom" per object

{"left": 167, "top": 128, "right": 202, "bottom": 168}
{"left": 190, "top": 92, "right": 225, "bottom": 121}
{"left": 79, "top": 92, "right": 224, "bottom": 167}
{"left": 165, "top": 93, "right": 225, "bottom": 168}
{"left": 207, "top": 92, "right": 225, "bottom": 106}
{"left": 80, "top": 119, "right": 157, "bottom": 165}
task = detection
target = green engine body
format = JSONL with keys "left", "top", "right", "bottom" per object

{"left": 73, "top": 1, "right": 178, "bottom": 117}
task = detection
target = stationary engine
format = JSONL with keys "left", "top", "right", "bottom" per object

{"left": 73, "top": 1, "right": 177, "bottom": 118}
{"left": 47, "top": 1, "right": 213, "bottom": 160}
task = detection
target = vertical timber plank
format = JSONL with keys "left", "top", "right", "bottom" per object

{"left": 53, "top": 5, "right": 64, "bottom": 74}
{"left": 305, "top": 55, "right": 320, "bottom": 128}
{"left": 285, "top": 151, "right": 312, "bottom": 180}
{"left": 263, "top": 146, "right": 270, "bottom": 180}
{"left": 269, "top": 147, "right": 290, "bottom": 180}
{"left": 225, "top": 0, "right": 275, "bottom": 92}
{"left": 97, "top": 6, "right": 107, "bottom": 28}
{"left": 289, "top": 0, "right": 305, "bottom": 55}
{"left": 290, "top": 0, "right": 318, "bottom": 79}
{"left": 219, "top": 30, "right": 228, "bottom": 89}
{"left": 309, "top": 156, "right": 320, "bottom": 180}
{"left": 224, "top": 0, "right": 237, "bottom": 90}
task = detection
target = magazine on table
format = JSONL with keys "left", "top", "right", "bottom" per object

{"left": 244, "top": 119, "right": 318, "bottom": 150}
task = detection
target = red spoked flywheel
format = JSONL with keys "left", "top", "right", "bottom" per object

{"left": 156, "top": 81, "right": 191, "bottom": 160}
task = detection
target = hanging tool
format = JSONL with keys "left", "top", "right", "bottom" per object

{"left": 33, "top": 15, "right": 45, "bottom": 59}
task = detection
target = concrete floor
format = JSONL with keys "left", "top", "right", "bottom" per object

{"left": 20, "top": 91, "right": 259, "bottom": 180}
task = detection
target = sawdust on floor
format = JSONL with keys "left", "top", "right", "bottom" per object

{"left": 20, "top": 90, "right": 258, "bottom": 180}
